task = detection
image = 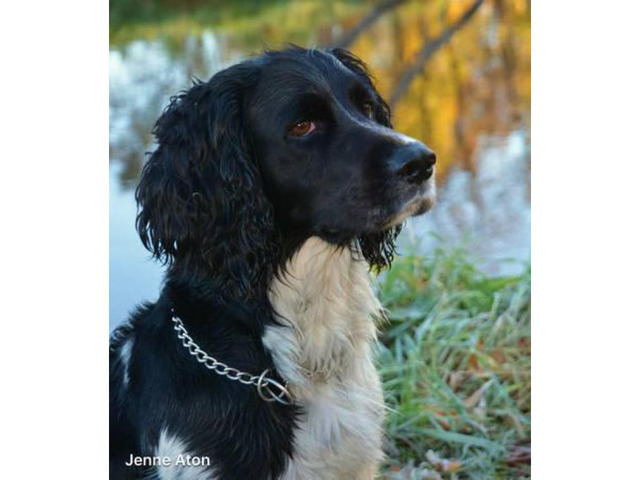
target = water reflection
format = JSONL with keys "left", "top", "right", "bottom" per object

{"left": 402, "top": 128, "right": 530, "bottom": 277}
{"left": 109, "top": 1, "right": 530, "bottom": 329}
{"left": 109, "top": 33, "right": 240, "bottom": 187}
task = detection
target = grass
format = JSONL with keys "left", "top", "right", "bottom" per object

{"left": 109, "top": 0, "right": 371, "bottom": 47}
{"left": 376, "top": 246, "right": 531, "bottom": 479}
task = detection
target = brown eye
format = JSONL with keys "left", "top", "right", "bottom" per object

{"left": 362, "top": 102, "right": 374, "bottom": 119}
{"left": 289, "top": 120, "right": 316, "bottom": 137}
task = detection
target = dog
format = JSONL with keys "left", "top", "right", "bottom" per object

{"left": 110, "top": 46, "right": 436, "bottom": 480}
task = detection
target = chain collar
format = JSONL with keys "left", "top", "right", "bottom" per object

{"left": 170, "top": 309, "right": 293, "bottom": 406}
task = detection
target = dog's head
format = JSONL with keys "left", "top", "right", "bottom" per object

{"left": 136, "top": 47, "right": 435, "bottom": 299}
{"left": 250, "top": 48, "right": 436, "bottom": 250}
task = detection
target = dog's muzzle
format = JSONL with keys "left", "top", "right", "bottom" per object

{"left": 388, "top": 141, "right": 436, "bottom": 184}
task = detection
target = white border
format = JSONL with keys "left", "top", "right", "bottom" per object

{"left": 533, "top": 1, "right": 640, "bottom": 478}
{"left": 2, "top": 0, "right": 108, "bottom": 477}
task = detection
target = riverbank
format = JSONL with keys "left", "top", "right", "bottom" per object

{"left": 378, "top": 248, "right": 531, "bottom": 479}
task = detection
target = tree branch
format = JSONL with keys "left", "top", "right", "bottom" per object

{"left": 390, "top": 0, "right": 485, "bottom": 106}
{"left": 332, "top": 0, "right": 407, "bottom": 49}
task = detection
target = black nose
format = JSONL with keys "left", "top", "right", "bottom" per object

{"left": 389, "top": 142, "right": 436, "bottom": 184}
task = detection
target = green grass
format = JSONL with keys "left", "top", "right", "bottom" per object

{"left": 376, "top": 247, "right": 531, "bottom": 479}
{"left": 109, "top": 0, "right": 371, "bottom": 47}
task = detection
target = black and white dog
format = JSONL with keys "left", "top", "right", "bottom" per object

{"left": 110, "top": 46, "right": 436, "bottom": 480}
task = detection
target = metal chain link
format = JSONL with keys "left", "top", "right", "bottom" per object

{"left": 170, "top": 310, "right": 293, "bottom": 405}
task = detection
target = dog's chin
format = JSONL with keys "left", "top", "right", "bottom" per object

{"left": 382, "top": 190, "right": 436, "bottom": 229}
{"left": 315, "top": 185, "right": 436, "bottom": 243}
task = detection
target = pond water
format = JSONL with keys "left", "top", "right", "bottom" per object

{"left": 109, "top": 1, "right": 530, "bottom": 330}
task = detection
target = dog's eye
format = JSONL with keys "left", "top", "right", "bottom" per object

{"left": 289, "top": 120, "right": 316, "bottom": 137}
{"left": 362, "top": 102, "right": 375, "bottom": 120}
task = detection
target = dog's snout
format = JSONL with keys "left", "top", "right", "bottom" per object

{"left": 390, "top": 142, "right": 436, "bottom": 184}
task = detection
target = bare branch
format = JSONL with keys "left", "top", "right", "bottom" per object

{"left": 390, "top": 0, "right": 485, "bottom": 106}
{"left": 332, "top": 0, "right": 408, "bottom": 49}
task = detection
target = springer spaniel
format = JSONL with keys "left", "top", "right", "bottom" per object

{"left": 110, "top": 46, "right": 436, "bottom": 480}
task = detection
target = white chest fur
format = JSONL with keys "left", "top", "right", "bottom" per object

{"left": 263, "top": 237, "right": 385, "bottom": 480}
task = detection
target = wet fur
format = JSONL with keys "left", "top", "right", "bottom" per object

{"left": 265, "top": 237, "right": 385, "bottom": 479}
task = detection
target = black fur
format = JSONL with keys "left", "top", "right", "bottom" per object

{"left": 110, "top": 46, "right": 435, "bottom": 480}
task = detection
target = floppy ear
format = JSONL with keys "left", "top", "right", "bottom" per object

{"left": 329, "top": 48, "right": 400, "bottom": 270}
{"left": 329, "top": 47, "right": 392, "bottom": 128}
{"left": 135, "top": 64, "right": 277, "bottom": 300}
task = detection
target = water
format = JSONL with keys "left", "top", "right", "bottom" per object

{"left": 109, "top": 1, "right": 530, "bottom": 330}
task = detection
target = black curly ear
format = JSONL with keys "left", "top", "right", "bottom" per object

{"left": 329, "top": 48, "right": 399, "bottom": 270}
{"left": 329, "top": 48, "right": 392, "bottom": 128}
{"left": 135, "top": 63, "right": 277, "bottom": 300}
